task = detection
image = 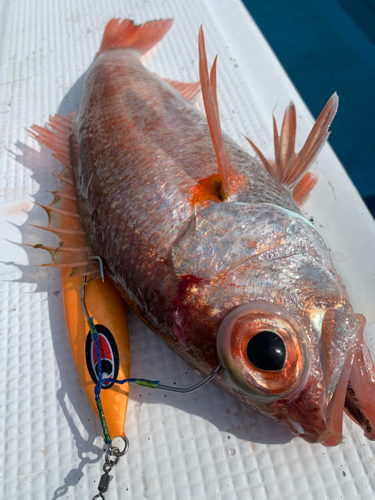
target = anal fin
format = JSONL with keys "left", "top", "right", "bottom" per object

{"left": 161, "top": 77, "right": 200, "bottom": 100}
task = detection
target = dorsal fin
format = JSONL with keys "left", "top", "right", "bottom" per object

{"left": 245, "top": 93, "right": 338, "bottom": 190}
{"left": 198, "top": 27, "right": 245, "bottom": 197}
{"left": 28, "top": 115, "right": 97, "bottom": 277}
{"left": 32, "top": 186, "right": 95, "bottom": 275}
{"left": 98, "top": 19, "right": 174, "bottom": 56}
{"left": 28, "top": 112, "right": 76, "bottom": 166}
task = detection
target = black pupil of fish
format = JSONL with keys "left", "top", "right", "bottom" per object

{"left": 246, "top": 331, "right": 286, "bottom": 371}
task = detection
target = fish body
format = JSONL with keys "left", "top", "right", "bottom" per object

{"left": 32, "top": 19, "right": 375, "bottom": 445}
{"left": 72, "top": 48, "right": 298, "bottom": 337}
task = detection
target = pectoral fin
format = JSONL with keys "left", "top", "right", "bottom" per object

{"left": 198, "top": 27, "right": 245, "bottom": 197}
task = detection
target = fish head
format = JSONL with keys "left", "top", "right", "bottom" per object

{"left": 216, "top": 300, "right": 374, "bottom": 445}
{"left": 172, "top": 201, "right": 375, "bottom": 444}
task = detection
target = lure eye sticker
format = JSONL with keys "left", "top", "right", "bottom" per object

{"left": 85, "top": 324, "right": 120, "bottom": 388}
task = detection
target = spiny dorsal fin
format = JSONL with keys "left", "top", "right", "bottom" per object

{"left": 245, "top": 93, "right": 338, "bottom": 191}
{"left": 28, "top": 112, "right": 75, "bottom": 167}
{"left": 29, "top": 114, "right": 98, "bottom": 277}
{"left": 198, "top": 27, "right": 245, "bottom": 197}
{"left": 35, "top": 202, "right": 80, "bottom": 219}
{"left": 34, "top": 197, "right": 93, "bottom": 275}
{"left": 29, "top": 224, "right": 87, "bottom": 247}
{"left": 27, "top": 242, "right": 91, "bottom": 266}
{"left": 53, "top": 173, "right": 74, "bottom": 186}
{"left": 98, "top": 19, "right": 174, "bottom": 56}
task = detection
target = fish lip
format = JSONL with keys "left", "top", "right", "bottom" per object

{"left": 281, "top": 395, "right": 344, "bottom": 446}
{"left": 343, "top": 340, "right": 375, "bottom": 441}
{"left": 286, "top": 419, "right": 321, "bottom": 443}
{"left": 345, "top": 382, "right": 374, "bottom": 439}
{"left": 318, "top": 311, "right": 366, "bottom": 446}
{"left": 280, "top": 314, "right": 366, "bottom": 446}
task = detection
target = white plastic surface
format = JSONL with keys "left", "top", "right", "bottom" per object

{"left": 1, "top": 0, "right": 375, "bottom": 499}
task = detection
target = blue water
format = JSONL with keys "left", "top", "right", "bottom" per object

{"left": 242, "top": 0, "right": 375, "bottom": 216}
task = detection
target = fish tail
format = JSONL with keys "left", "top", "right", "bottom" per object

{"left": 100, "top": 21, "right": 201, "bottom": 101}
{"left": 98, "top": 18, "right": 174, "bottom": 56}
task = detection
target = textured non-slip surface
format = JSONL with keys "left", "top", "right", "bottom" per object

{"left": 1, "top": 1, "right": 375, "bottom": 499}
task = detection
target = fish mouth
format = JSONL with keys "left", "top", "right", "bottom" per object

{"left": 343, "top": 343, "right": 375, "bottom": 440}
{"left": 282, "top": 312, "right": 375, "bottom": 446}
{"left": 321, "top": 343, "right": 375, "bottom": 446}
{"left": 321, "top": 339, "right": 361, "bottom": 446}
{"left": 323, "top": 319, "right": 375, "bottom": 446}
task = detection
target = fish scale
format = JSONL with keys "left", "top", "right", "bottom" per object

{"left": 30, "top": 18, "right": 375, "bottom": 447}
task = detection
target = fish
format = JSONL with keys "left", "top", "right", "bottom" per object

{"left": 30, "top": 18, "right": 375, "bottom": 446}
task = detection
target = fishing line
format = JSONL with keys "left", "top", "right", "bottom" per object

{"left": 83, "top": 256, "right": 220, "bottom": 500}
{"left": 95, "top": 365, "right": 221, "bottom": 395}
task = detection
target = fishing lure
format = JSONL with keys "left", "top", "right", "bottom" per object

{"left": 30, "top": 19, "right": 375, "bottom": 448}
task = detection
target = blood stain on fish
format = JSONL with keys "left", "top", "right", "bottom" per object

{"left": 28, "top": 18, "right": 375, "bottom": 446}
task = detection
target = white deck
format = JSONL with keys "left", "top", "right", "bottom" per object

{"left": 0, "top": 0, "right": 375, "bottom": 499}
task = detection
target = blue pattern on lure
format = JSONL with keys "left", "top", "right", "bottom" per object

{"left": 82, "top": 264, "right": 219, "bottom": 445}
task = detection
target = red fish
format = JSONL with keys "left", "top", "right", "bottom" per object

{"left": 30, "top": 19, "right": 375, "bottom": 446}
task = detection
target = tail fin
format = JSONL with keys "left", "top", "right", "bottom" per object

{"left": 98, "top": 19, "right": 174, "bottom": 56}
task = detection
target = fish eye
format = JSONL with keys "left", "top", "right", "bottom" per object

{"left": 246, "top": 331, "right": 286, "bottom": 371}
{"left": 216, "top": 302, "right": 308, "bottom": 399}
